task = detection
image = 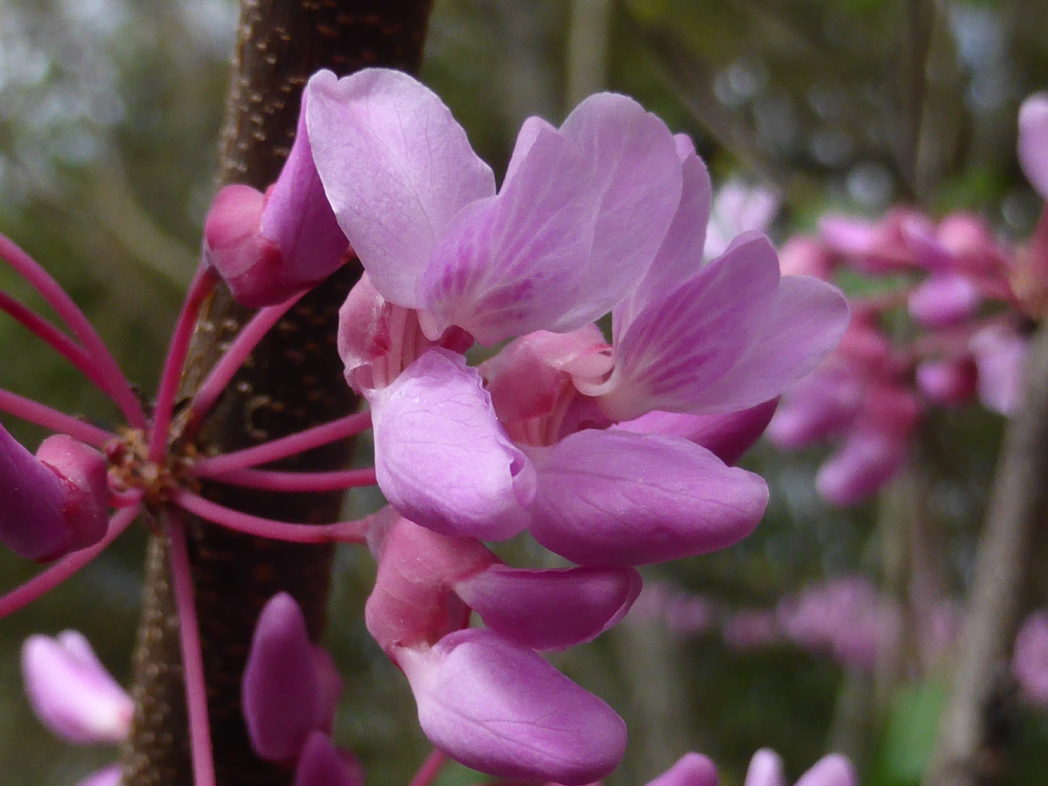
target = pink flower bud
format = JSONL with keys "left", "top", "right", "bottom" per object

{"left": 243, "top": 593, "right": 331, "bottom": 763}
{"left": 21, "top": 631, "right": 132, "bottom": 745}
{"left": 204, "top": 92, "right": 349, "bottom": 307}
{"left": 294, "top": 732, "right": 364, "bottom": 786}
{"left": 398, "top": 628, "right": 626, "bottom": 785}
{"left": 1, "top": 426, "right": 108, "bottom": 561}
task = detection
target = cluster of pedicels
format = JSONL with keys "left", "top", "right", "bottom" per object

{"left": 1, "top": 66, "right": 849, "bottom": 784}
{"left": 764, "top": 93, "right": 1048, "bottom": 507}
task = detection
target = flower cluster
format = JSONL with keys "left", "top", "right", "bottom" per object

{"left": 765, "top": 93, "right": 1048, "bottom": 506}
{"left": 1, "top": 67, "right": 848, "bottom": 784}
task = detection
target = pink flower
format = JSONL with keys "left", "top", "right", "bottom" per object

{"left": 0, "top": 426, "right": 109, "bottom": 561}
{"left": 1013, "top": 610, "right": 1048, "bottom": 706}
{"left": 365, "top": 512, "right": 638, "bottom": 782}
{"left": 314, "top": 72, "right": 848, "bottom": 561}
{"left": 21, "top": 631, "right": 132, "bottom": 786}
{"left": 204, "top": 89, "right": 350, "bottom": 307}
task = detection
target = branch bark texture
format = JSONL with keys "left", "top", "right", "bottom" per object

{"left": 924, "top": 322, "right": 1048, "bottom": 786}
{"left": 121, "top": 3, "right": 433, "bottom": 784}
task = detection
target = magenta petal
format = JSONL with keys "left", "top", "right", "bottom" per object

{"left": 399, "top": 628, "right": 626, "bottom": 785}
{"left": 744, "top": 749, "right": 786, "bottom": 786}
{"left": 647, "top": 753, "right": 719, "bottom": 786}
{"left": 1019, "top": 93, "right": 1048, "bottom": 200}
{"left": 453, "top": 564, "right": 641, "bottom": 650}
{"left": 294, "top": 732, "right": 364, "bottom": 786}
{"left": 368, "top": 349, "right": 534, "bottom": 540}
{"left": 76, "top": 765, "right": 123, "bottom": 786}
{"left": 0, "top": 424, "right": 73, "bottom": 561}
{"left": 306, "top": 68, "right": 495, "bottom": 307}
{"left": 527, "top": 430, "right": 768, "bottom": 566}
{"left": 795, "top": 754, "right": 858, "bottom": 786}
{"left": 243, "top": 593, "right": 323, "bottom": 762}
{"left": 36, "top": 435, "right": 109, "bottom": 552}
{"left": 616, "top": 399, "right": 778, "bottom": 466}
{"left": 22, "top": 631, "right": 132, "bottom": 744}
{"left": 203, "top": 184, "right": 281, "bottom": 307}
{"left": 599, "top": 233, "right": 781, "bottom": 421}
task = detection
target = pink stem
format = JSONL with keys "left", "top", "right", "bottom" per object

{"left": 0, "top": 504, "right": 140, "bottom": 620}
{"left": 190, "top": 412, "right": 372, "bottom": 475}
{"left": 193, "top": 466, "right": 378, "bottom": 492}
{"left": 172, "top": 489, "right": 369, "bottom": 544}
{"left": 407, "top": 748, "right": 447, "bottom": 786}
{"left": 0, "top": 292, "right": 105, "bottom": 385}
{"left": 148, "top": 264, "right": 218, "bottom": 463}
{"left": 164, "top": 511, "right": 217, "bottom": 786}
{"left": 0, "top": 234, "right": 147, "bottom": 429}
{"left": 0, "top": 388, "right": 116, "bottom": 447}
{"left": 186, "top": 292, "right": 305, "bottom": 431}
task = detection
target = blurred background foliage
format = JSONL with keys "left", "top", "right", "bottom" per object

{"left": 1, "top": 0, "right": 1047, "bottom": 784}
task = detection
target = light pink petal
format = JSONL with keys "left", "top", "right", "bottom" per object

{"left": 557, "top": 93, "right": 683, "bottom": 324}
{"left": 970, "top": 323, "right": 1028, "bottom": 416}
{"left": 527, "top": 430, "right": 768, "bottom": 566}
{"left": 306, "top": 68, "right": 495, "bottom": 307}
{"left": 597, "top": 233, "right": 781, "bottom": 421}
{"left": 767, "top": 365, "right": 863, "bottom": 449}
{"left": 243, "top": 593, "right": 323, "bottom": 763}
{"left": 418, "top": 123, "right": 598, "bottom": 343}
{"left": 0, "top": 424, "right": 74, "bottom": 561}
{"left": 36, "top": 434, "right": 110, "bottom": 552}
{"left": 367, "top": 349, "right": 534, "bottom": 540}
{"left": 1019, "top": 93, "right": 1048, "bottom": 200}
{"left": 203, "top": 185, "right": 281, "bottom": 307}
{"left": 795, "top": 754, "right": 858, "bottom": 786}
{"left": 743, "top": 749, "right": 786, "bottom": 786}
{"left": 399, "top": 628, "right": 626, "bottom": 785}
{"left": 907, "top": 273, "right": 981, "bottom": 329}
{"left": 294, "top": 732, "right": 365, "bottom": 786}
{"left": 705, "top": 181, "right": 779, "bottom": 260}
{"left": 693, "top": 275, "right": 850, "bottom": 414}
{"left": 453, "top": 564, "right": 641, "bottom": 650}
{"left": 646, "top": 753, "right": 719, "bottom": 786}
{"left": 616, "top": 399, "right": 777, "bottom": 465}
{"left": 22, "top": 631, "right": 132, "bottom": 745}
{"left": 76, "top": 764, "right": 123, "bottom": 786}
{"left": 614, "top": 149, "right": 712, "bottom": 339}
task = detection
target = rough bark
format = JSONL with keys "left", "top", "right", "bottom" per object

{"left": 923, "top": 322, "right": 1048, "bottom": 786}
{"left": 121, "top": 3, "right": 433, "bottom": 784}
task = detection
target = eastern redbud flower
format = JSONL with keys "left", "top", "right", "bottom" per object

{"left": 316, "top": 68, "right": 848, "bottom": 562}
{"left": 21, "top": 631, "right": 131, "bottom": 786}
{"left": 365, "top": 511, "right": 636, "bottom": 783}
{"left": 203, "top": 90, "right": 350, "bottom": 307}
{"left": 0, "top": 426, "right": 109, "bottom": 561}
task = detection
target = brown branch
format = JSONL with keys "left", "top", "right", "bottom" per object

{"left": 923, "top": 322, "right": 1048, "bottom": 786}
{"left": 120, "top": 2, "right": 433, "bottom": 784}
